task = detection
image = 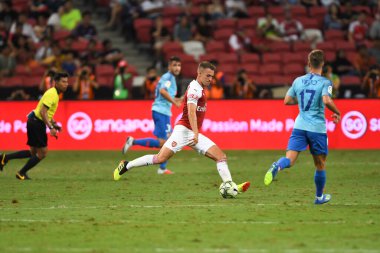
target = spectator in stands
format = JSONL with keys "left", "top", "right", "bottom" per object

{"left": 61, "top": 52, "right": 79, "bottom": 76}
{"left": 73, "top": 66, "right": 99, "bottom": 99}
{"left": 7, "top": 89, "right": 31, "bottom": 100}
{"left": 35, "top": 37, "right": 53, "bottom": 62}
{"left": 208, "top": 0, "right": 225, "bottom": 20}
{"left": 0, "top": 1, "right": 17, "bottom": 29}
{"left": 324, "top": 3, "right": 344, "bottom": 30}
{"left": 197, "top": 4, "right": 212, "bottom": 23}
{"left": 206, "top": 60, "right": 225, "bottom": 99}
{"left": 348, "top": 11, "right": 369, "bottom": 45}
{"left": 60, "top": 0, "right": 82, "bottom": 31}
{"left": 113, "top": 60, "right": 133, "bottom": 99}
{"left": 140, "top": 0, "right": 164, "bottom": 19}
{"left": 279, "top": 11, "right": 303, "bottom": 42}
{"left": 151, "top": 16, "right": 170, "bottom": 63}
{"left": 0, "top": 21, "right": 8, "bottom": 51}
{"left": 340, "top": 2, "right": 358, "bottom": 30}
{"left": 300, "top": 0, "right": 318, "bottom": 8}
{"left": 354, "top": 45, "right": 377, "bottom": 77}
{"left": 370, "top": 12, "right": 380, "bottom": 40}
{"left": 225, "top": 0, "right": 248, "bottom": 18}
{"left": 81, "top": 38, "right": 100, "bottom": 66}
{"left": 29, "top": 0, "right": 49, "bottom": 18}
{"left": 47, "top": 6, "right": 63, "bottom": 31}
{"left": 41, "top": 42, "right": 63, "bottom": 69}
{"left": 10, "top": 12, "right": 39, "bottom": 43}
{"left": 332, "top": 49, "right": 357, "bottom": 76}
{"left": 258, "top": 14, "right": 282, "bottom": 42}
{"left": 34, "top": 15, "right": 49, "bottom": 41}
{"left": 323, "top": 63, "right": 341, "bottom": 98}
{"left": 369, "top": 40, "right": 380, "bottom": 64}
{"left": 0, "top": 46, "right": 16, "bottom": 78}
{"left": 362, "top": 65, "right": 380, "bottom": 98}
{"left": 233, "top": 69, "right": 257, "bottom": 99}
{"left": 144, "top": 66, "right": 159, "bottom": 99}
{"left": 72, "top": 11, "right": 97, "bottom": 40}
{"left": 174, "top": 15, "right": 193, "bottom": 42}
{"left": 106, "top": 0, "right": 128, "bottom": 29}
{"left": 228, "top": 29, "right": 252, "bottom": 56}
{"left": 194, "top": 15, "right": 212, "bottom": 43}
{"left": 100, "top": 39, "right": 124, "bottom": 66}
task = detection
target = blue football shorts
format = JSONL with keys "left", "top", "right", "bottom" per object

{"left": 287, "top": 129, "right": 328, "bottom": 155}
{"left": 152, "top": 111, "right": 171, "bottom": 140}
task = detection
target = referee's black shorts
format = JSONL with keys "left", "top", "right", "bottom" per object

{"left": 27, "top": 116, "right": 47, "bottom": 148}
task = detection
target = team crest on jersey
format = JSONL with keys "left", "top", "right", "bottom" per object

{"left": 165, "top": 81, "right": 171, "bottom": 88}
{"left": 172, "top": 141, "right": 177, "bottom": 147}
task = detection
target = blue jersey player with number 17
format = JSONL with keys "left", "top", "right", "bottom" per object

{"left": 122, "top": 56, "right": 183, "bottom": 175}
{"left": 264, "top": 50, "right": 341, "bottom": 205}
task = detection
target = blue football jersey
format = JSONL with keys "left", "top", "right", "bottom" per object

{"left": 287, "top": 73, "right": 333, "bottom": 133}
{"left": 152, "top": 72, "right": 177, "bottom": 116}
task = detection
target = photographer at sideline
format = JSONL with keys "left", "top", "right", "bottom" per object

{"left": 362, "top": 65, "right": 380, "bottom": 98}
{"left": 233, "top": 69, "right": 257, "bottom": 99}
{"left": 73, "top": 66, "right": 98, "bottom": 100}
{"left": 113, "top": 60, "right": 132, "bottom": 100}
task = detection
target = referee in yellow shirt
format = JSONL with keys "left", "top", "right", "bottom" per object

{"left": 1, "top": 72, "right": 69, "bottom": 180}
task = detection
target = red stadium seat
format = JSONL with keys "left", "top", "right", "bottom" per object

{"left": 351, "top": 6, "right": 371, "bottom": 14}
{"left": 240, "top": 54, "right": 260, "bottom": 64}
{"left": 262, "top": 53, "right": 282, "bottom": 63}
{"left": 269, "top": 41, "right": 291, "bottom": 52}
{"left": 237, "top": 19, "right": 257, "bottom": 30}
{"left": 268, "top": 6, "right": 285, "bottom": 16}
{"left": 213, "top": 29, "right": 234, "bottom": 42}
{"left": 282, "top": 52, "right": 307, "bottom": 64}
{"left": 336, "top": 41, "right": 356, "bottom": 52}
{"left": 23, "top": 77, "right": 41, "bottom": 88}
{"left": 176, "top": 54, "right": 196, "bottom": 63}
{"left": 1, "top": 77, "right": 24, "bottom": 88}
{"left": 96, "top": 64, "right": 114, "bottom": 77}
{"left": 271, "top": 75, "right": 293, "bottom": 85}
{"left": 283, "top": 63, "right": 305, "bottom": 76}
{"left": 324, "top": 30, "right": 345, "bottom": 41}
{"left": 72, "top": 41, "right": 88, "bottom": 52}
{"left": 301, "top": 18, "right": 321, "bottom": 29}
{"left": 97, "top": 76, "right": 114, "bottom": 88}
{"left": 217, "top": 53, "right": 239, "bottom": 64}
{"left": 259, "top": 64, "right": 282, "bottom": 75}
{"left": 218, "top": 64, "right": 237, "bottom": 75}
{"left": 162, "top": 41, "right": 183, "bottom": 58}
{"left": 181, "top": 62, "right": 199, "bottom": 78}
{"left": 247, "top": 6, "right": 265, "bottom": 17}
{"left": 162, "top": 7, "right": 183, "bottom": 19}
{"left": 316, "top": 41, "right": 335, "bottom": 52}
{"left": 53, "top": 30, "right": 71, "bottom": 41}
{"left": 162, "top": 18, "right": 174, "bottom": 33}
{"left": 199, "top": 53, "right": 219, "bottom": 62}
{"left": 215, "top": 19, "right": 236, "bottom": 29}
{"left": 30, "top": 66, "right": 46, "bottom": 77}
{"left": 14, "top": 65, "right": 30, "bottom": 77}
{"left": 224, "top": 74, "right": 235, "bottom": 86}
{"left": 340, "top": 76, "right": 361, "bottom": 86}
{"left": 292, "top": 42, "right": 312, "bottom": 52}
{"left": 239, "top": 64, "right": 259, "bottom": 75}
{"left": 309, "top": 6, "right": 327, "bottom": 17}
{"left": 134, "top": 19, "right": 153, "bottom": 43}
{"left": 291, "top": 6, "right": 307, "bottom": 17}
{"left": 254, "top": 76, "right": 272, "bottom": 86}
{"left": 324, "top": 51, "right": 336, "bottom": 62}
{"left": 206, "top": 41, "right": 226, "bottom": 53}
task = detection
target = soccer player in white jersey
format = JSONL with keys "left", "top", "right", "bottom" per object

{"left": 113, "top": 61, "right": 250, "bottom": 194}
{"left": 264, "top": 50, "right": 341, "bottom": 204}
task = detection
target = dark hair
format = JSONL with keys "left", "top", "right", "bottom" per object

{"left": 169, "top": 56, "right": 181, "bottom": 63}
{"left": 198, "top": 61, "right": 216, "bottom": 71}
{"left": 83, "top": 11, "right": 91, "bottom": 17}
{"left": 54, "top": 72, "right": 69, "bottom": 82}
{"left": 308, "top": 50, "right": 324, "bottom": 69}
{"left": 147, "top": 66, "right": 156, "bottom": 72}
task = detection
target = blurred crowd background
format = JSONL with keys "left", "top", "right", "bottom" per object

{"left": 0, "top": 0, "right": 379, "bottom": 101}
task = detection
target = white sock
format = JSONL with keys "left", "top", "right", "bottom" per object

{"left": 127, "top": 155, "right": 156, "bottom": 170}
{"left": 216, "top": 160, "right": 232, "bottom": 182}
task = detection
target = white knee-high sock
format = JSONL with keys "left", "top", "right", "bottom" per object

{"left": 216, "top": 160, "right": 232, "bottom": 182}
{"left": 126, "top": 155, "right": 158, "bottom": 170}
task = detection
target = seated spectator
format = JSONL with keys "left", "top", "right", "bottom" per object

{"left": 370, "top": 12, "right": 380, "bottom": 40}
{"left": 228, "top": 29, "right": 252, "bottom": 55}
{"left": 174, "top": 16, "right": 193, "bottom": 42}
{"left": 73, "top": 66, "right": 99, "bottom": 100}
{"left": 151, "top": 16, "right": 170, "bottom": 62}
{"left": 29, "top": 0, "right": 49, "bottom": 18}
{"left": 35, "top": 37, "right": 53, "bottom": 62}
{"left": 144, "top": 66, "right": 159, "bottom": 99}
{"left": 361, "top": 65, "right": 380, "bottom": 98}
{"left": 100, "top": 39, "right": 124, "bottom": 65}
{"left": 197, "top": 4, "right": 212, "bottom": 23}
{"left": 354, "top": 45, "right": 377, "bottom": 76}
{"left": 320, "top": 0, "right": 340, "bottom": 7}
{"left": 233, "top": 69, "right": 257, "bottom": 99}
{"left": 60, "top": 0, "right": 82, "bottom": 31}
{"left": 324, "top": 3, "right": 344, "bottom": 30}
{"left": 194, "top": 16, "right": 212, "bottom": 43}
{"left": 208, "top": 0, "right": 225, "bottom": 20}
{"left": 279, "top": 11, "right": 303, "bottom": 42}
{"left": 225, "top": 0, "right": 248, "bottom": 18}
{"left": 258, "top": 14, "right": 282, "bottom": 41}
{"left": 62, "top": 52, "right": 79, "bottom": 76}
{"left": 0, "top": 46, "right": 16, "bottom": 78}
{"left": 369, "top": 40, "right": 380, "bottom": 64}
{"left": 332, "top": 49, "right": 357, "bottom": 76}
{"left": 140, "top": 0, "right": 164, "bottom": 19}
{"left": 348, "top": 11, "right": 369, "bottom": 45}
{"left": 0, "top": 1, "right": 17, "bottom": 29}
{"left": 106, "top": 0, "right": 129, "bottom": 29}
{"left": 323, "top": 63, "right": 340, "bottom": 98}
{"left": 47, "top": 7, "right": 63, "bottom": 31}
{"left": 300, "top": 0, "right": 318, "bottom": 8}
{"left": 72, "top": 11, "right": 97, "bottom": 40}
{"left": 10, "top": 12, "right": 39, "bottom": 43}
{"left": 340, "top": 2, "right": 357, "bottom": 30}
{"left": 81, "top": 39, "right": 100, "bottom": 66}
{"left": 0, "top": 21, "right": 9, "bottom": 51}
{"left": 34, "top": 15, "right": 49, "bottom": 41}
{"left": 113, "top": 60, "right": 132, "bottom": 99}
{"left": 41, "top": 43, "right": 63, "bottom": 69}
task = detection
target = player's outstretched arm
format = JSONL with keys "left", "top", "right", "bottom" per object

{"left": 323, "top": 95, "right": 341, "bottom": 123}
{"left": 284, "top": 95, "right": 298, "bottom": 105}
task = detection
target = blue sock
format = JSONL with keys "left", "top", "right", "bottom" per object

{"left": 133, "top": 138, "right": 160, "bottom": 148}
{"left": 314, "top": 170, "right": 326, "bottom": 197}
{"left": 277, "top": 157, "right": 291, "bottom": 170}
{"left": 159, "top": 161, "right": 168, "bottom": 170}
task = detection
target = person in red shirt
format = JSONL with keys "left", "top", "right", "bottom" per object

{"left": 113, "top": 62, "right": 250, "bottom": 195}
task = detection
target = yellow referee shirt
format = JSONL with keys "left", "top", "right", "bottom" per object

{"left": 34, "top": 87, "right": 59, "bottom": 121}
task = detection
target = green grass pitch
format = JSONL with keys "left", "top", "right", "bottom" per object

{"left": 0, "top": 150, "right": 379, "bottom": 253}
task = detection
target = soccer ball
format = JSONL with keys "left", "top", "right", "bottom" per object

{"left": 219, "top": 181, "right": 238, "bottom": 199}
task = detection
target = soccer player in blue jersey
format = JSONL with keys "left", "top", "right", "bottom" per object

{"left": 264, "top": 50, "right": 341, "bottom": 205}
{"left": 122, "top": 56, "right": 182, "bottom": 175}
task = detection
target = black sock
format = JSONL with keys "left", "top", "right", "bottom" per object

{"left": 19, "top": 155, "right": 41, "bottom": 174}
{"left": 5, "top": 150, "right": 31, "bottom": 162}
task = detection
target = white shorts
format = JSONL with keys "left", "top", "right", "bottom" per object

{"left": 163, "top": 125, "right": 216, "bottom": 155}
